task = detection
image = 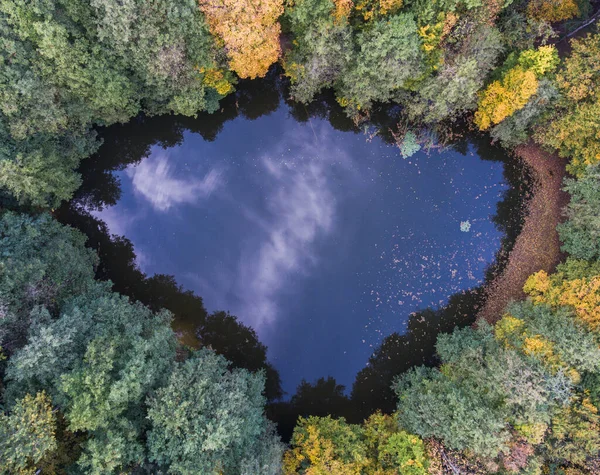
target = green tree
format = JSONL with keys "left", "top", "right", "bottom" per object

{"left": 4, "top": 285, "right": 177, "bottom": 472}
{"left": 497, "top": 301, "right": 600, "bottom": 379}
{"left": 396, "top": 365, "right": 511, "bottom": 457}
{"left": 338, "top": 13, "right": 426, "bottom": 113}
{"left": 0, "top": 0, "right": 232, "bottom": 207}
{"left": 283, "top": 0, "right": 353, "bottom": 104}
{"left": 0, "top": 391, "right": 57, "bottom": 474}
{"left": 544, "top": 396, "right": 600, "bottom": 465}
{"left": 557, "top": 164, "right": 600, "bottom": 261}
{"left": 146, "top": 348, "right": 283, "bottom": 474}
{"left": 0, "top": 211, "right": 97, "bottom": 353}
{"left": 407, "top": 25, "right": 505, "bottom": 123}
{"left": 396, "top": 323, "right": 570, "bottom": 458}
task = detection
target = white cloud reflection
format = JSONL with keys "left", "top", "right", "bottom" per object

{"left": 233, "top": 127, "right": 353, "bottom": 329}
{"left": 126, "top": 153, "right": 223, "bottom": 211}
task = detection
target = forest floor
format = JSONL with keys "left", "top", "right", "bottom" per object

{"left": 477, "top": 143, "right": 569, "bottom": 325}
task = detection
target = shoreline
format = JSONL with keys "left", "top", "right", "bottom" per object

{"left": 477, "top": 143, "right": 569, "bottom": 325}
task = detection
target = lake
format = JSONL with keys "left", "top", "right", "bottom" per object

{"left": 60, "top": 77, "right": 520, "bottom": 397}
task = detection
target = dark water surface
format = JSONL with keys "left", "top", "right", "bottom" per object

{"left": 62, "top": 80, "right": 520, "bottom": 397}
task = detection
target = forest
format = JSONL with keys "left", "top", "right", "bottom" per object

{"left": 0, "top": 0, "right": 600, "bottom": 473}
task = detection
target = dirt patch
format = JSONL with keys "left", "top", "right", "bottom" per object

{"left": 477, "top": 143, "right": 570, "bottom": 325}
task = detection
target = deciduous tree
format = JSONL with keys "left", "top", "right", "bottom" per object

{"left": 527, "top": 0, "right": 580, "bottom": 23}
{"left": 536, "top": 32, "right": 600, "bottom": 176}
{"left": 475, "top": 46, "right": 558, "bottom": 130}
{"left": 198, "top": 0, "right": 284, "bottom": 79}
{"left": 0, "top": 392, "right": 57, "bottom": 474}
{"left": 146, "top": 348, "right": 283, "bottom": 474}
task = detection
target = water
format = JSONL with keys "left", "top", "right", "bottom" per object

{"left": 61, "top": 79, "right": 517, "bottom": 397}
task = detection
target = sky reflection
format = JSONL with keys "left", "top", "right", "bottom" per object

{"left": 93, "top": 106, "right": 508, "bottom": 394}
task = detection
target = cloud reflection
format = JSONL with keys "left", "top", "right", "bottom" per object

{"left": 235, "top": 128, "right": 351, "bottom": 328}
{"left": 126, "top": 153, "right": 223, "bottom": 211}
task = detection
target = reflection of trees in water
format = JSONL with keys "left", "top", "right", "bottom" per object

{"left": 57, "top": 68, "right": 531, "bottom": 440}
{"left": 53, "top": 206, "right": 284, "bottom": 401}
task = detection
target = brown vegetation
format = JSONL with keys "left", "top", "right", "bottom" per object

{"left": 478, "top": 143, "right": 569, "bottom": 324}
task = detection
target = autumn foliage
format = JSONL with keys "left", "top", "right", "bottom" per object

{"left": 354, "top": 0, "right": 403, "bottom": 21}
{"left": 474, "top": 46, "right": 558, "bottom": 130}
{"left": 474, "top": 67, "right": 538, "bottom": 130}
{"left": 198, "top": 0, "right": 284, "bottom": 79}
{"left": 333, "top": 0, "right": 354, "bottom": 22}
{"left": 283, "top": 414, "right": 429, "bottom": 475}
{"left": 527, "top": 0, "right": 579, "bottom": 23}
{"left": 537, "top": 33, "right": 600, "bottom": 175}
{"left": 525, "top": 267, "right": 600, "bottom": 332}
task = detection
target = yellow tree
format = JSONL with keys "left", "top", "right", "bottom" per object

{"left": 354, "top": 0, "right": 403, "bottom": 21}
{"left": 525, "top": 269, "right": 600, "bottom": 332}
{"left": 333, "top": 0, "right": 354, "bottom": 22}
{"left": 198, "top": 0, "right": 284, "bottom": 79}
{"left": 537, "top": 33, "right": 600, "bottom": 175}
{"left": 474, "top": 46, "right": 558, "bottom": 130}
{"left": 474, "top": 66, "right": 538, "bottom": 130}
{"left": 527, "top": 0, "right": 579, "bottom": 23}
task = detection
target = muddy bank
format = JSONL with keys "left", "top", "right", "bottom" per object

{"left": 478, "top": 143, "right": 569, "bottom": 325}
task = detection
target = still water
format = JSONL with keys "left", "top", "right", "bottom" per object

{"left": 68, "top": 83, "right": 512, "bottom": 396}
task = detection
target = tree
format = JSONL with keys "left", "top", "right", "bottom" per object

{"left": 396, "top": 365, "right": 511, "bottom": 457}
{"left": 490, "top": 78, "right": 558, "bottom": 147}
{"left": 0, "top": 214, "right": 283, "bottom": 472}
{"left": 474, "top": 46, "right": 558, "bottom": 130}
{"left": 527, "top": 0, "right": 580, "bottom": 23}
{"left": 283, "top": 0, "right": 353, "bottom": 103}
{"left": 198, "top": 0, "right": 284, "bottom": 79}
{"left": 0, "top": 0, "right": 234, "bottom": 207}
{"left": 353, "top": 0, "right": 404, "bottom": 22}
{"left": 524, "top": 259, "right": 600, "bottom": 332}
{"left": 407, "top": 25, "right": 505, "bottom": 123}
{"left": 283, "top": 414, "right": 428, "bottom": 475}
{"left": 283, "top": 416, "right": 367, "bottom": 474}
{"left": 362, "top": 413, "right": 429, "bottom": 475}
{"left": 545, "top": 396, "right": 600, "bottom": 465}
{"left": 557, "top": 164, "right": 600, "bottom": 260}
{"left": 338, "top": 13, "right": 426, "bottom": 113}
{"left": 0, "top": 127, "right": 99, "bottom": 207}
{"left": 146, "top": 348, "right": 283, "bottom": 474}
{"left": 495, "top": 301, "right": 600, "bottom": 380}
{"left": 0, "top": 391, "right": 57, "bottom": 474}
{"left": 0, "top": 211, "right": 97, "bottom": 354}
{"left": 475, "top": 66, "right": 538, "bottom": 130}
{"left": 4, "top": 285, "right": 177, "bottom": 472}
{"left": 536, "top": 32, "right": 600, "bottom": 176}
{"left": 395, "top": 323, "right": 572, "bottom": 458}
{"left": 499, "top": 10, "right": 557, "bottom": 50}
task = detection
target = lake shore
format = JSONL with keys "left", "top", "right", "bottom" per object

{"left": 477, "top": 142, "right": 570, "bottom": 325}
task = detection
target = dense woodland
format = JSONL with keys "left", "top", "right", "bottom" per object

{"left": 1, "top": 0, "right": 600, "bottom": 473}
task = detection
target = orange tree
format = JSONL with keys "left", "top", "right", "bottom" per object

{"left": 198, "top": 0, "right": 284, "bottom": 79}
